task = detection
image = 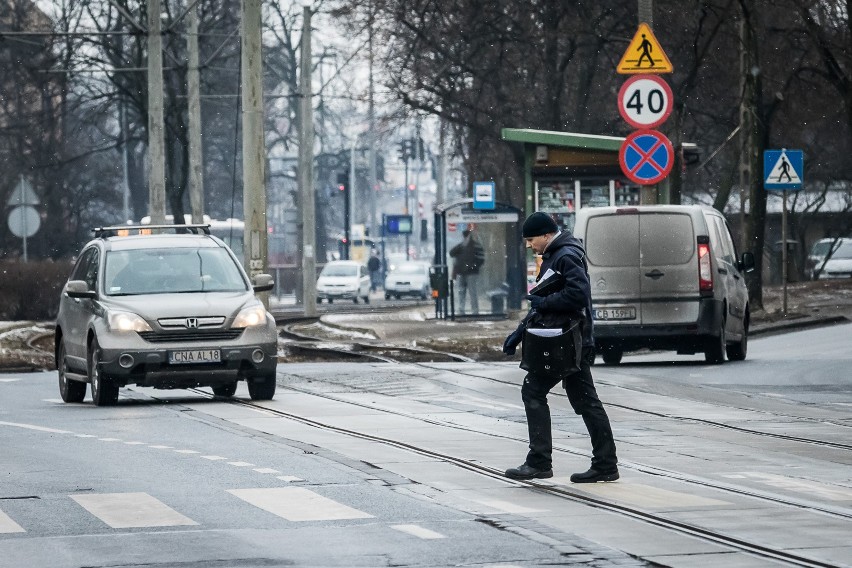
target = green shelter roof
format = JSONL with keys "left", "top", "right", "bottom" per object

{"left": 501, "top": 128, "right": 624, "bottom": 152}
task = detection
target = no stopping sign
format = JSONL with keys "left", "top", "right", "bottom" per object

{"left": 618, "top": 75, "right": 673, "bottom": 129}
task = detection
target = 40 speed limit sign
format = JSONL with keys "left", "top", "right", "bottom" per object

{"left": 617, "top": 75, "right": 673, "bottom": 129}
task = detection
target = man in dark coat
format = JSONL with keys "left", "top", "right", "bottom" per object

{"left": 449, "top": 229, "right": 485, "bottom": 314}
{"left": 503, "top": 212, "right": 619, "bottom": 483}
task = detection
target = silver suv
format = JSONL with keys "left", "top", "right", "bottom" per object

{"left": 574, "top": 205, "right": 755, "bottom": 364}
{"left": 55, "top": 225, "right": 279, "bottom": 406}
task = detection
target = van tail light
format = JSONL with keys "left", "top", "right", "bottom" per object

{"left": 698, "top": 241, "right": 713, "bottom": 291}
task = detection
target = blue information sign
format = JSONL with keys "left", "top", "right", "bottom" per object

{"left": 385, "top": 214, "right": 413, "bottom": 235}
{"left": 764, "top": 149, "right": 803, "bottom": 191}
{"left": 472, "top": 181, "right": 496, "bottom": 210}
{"left": 618, "top": 129, "right": 674, "bottom": 185}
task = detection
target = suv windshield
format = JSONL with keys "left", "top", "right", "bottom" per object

{"left": 104, "top": 247, "right": 247, "bottom": 295}
{"left": 322, "top": 264, "right": 357, "bottom": 277}
{"left": 394, "top": 263, "right": 425, "bottom": 274}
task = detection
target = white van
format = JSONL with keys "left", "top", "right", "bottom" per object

{"left": 573, "top": 205, "right": 755, "bottom": 364}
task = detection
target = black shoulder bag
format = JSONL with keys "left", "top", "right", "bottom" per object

{"left": 518, "top": 247, "right": 585, "bottom": 378}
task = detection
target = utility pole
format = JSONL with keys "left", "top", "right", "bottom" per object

{"left": 367, "top": 1, "right": 378, "bottom": 238}
{"left": 187, "top": 2, "right": 204, "bottom": 224}
{"left": 638, "top": 0, "right": 653, "bottom": 26}
{"left": 147, "top": 0, "right": 166, "bottom": 224}
{"left": 241, "top": 0, "right": 268, "bottom": 303}
{"left": 299, "top": 5, "right": 317, "bottom": 315}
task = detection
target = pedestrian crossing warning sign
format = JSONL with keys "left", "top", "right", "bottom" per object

{"left": 764, "top": 149, "right": 803, "bottom": 190}
{"left": 617, "top": 23, "right": 673, "bottom": 74}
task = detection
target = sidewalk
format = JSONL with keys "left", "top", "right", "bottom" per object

{"left": 316, "top": 301, "right": 850, "bottom": 360}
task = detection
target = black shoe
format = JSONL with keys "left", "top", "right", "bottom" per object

{"left": 505, "top": 463, "right": 553, "bottom": 480}
{"left": 570, "top": 467, "right": 619, "bottom": 483}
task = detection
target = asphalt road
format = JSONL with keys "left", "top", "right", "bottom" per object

{"left": 1, "top": 323, "right": 851, "bottom": 567}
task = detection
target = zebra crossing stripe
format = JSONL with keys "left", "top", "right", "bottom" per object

{"left": 227, "top": 487, "right": 373, "bottom": 522}
{"left": 70, "top": 493, "right": 198, "bottom": 528}
{"left": 0, "top": 509, "right": 24, "bottom": 533}
{"left": 391, "top": 524, "right": 445, "bottom": 539}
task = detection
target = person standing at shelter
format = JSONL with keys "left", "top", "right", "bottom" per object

{"left": 367, "top": 249, "right": 382, "bottom": 292}
{"left": 502, "top": 212, "right": 619, "bottom": 483}
{"left": 449, "top": 228, "right": 485, "bottom": 315}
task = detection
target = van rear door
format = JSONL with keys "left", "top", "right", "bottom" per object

{"left": 638, "top": 212, "right": 699, "bottom": 324}
{"left": 585, "top": 212, "right": 642, "bottom": 325}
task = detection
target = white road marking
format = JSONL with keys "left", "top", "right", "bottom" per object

{"left": 724, "top": 472, "right": 852, "bottom": 501}
{"left": 201, "top": 455, "right": 227, "bottom": 461}
{"left": 123, "top": 441, "right": 146, "bottom": 445}
{"left": 470, "top": 498, "right": 545, "bottom": 514}
{"left": 227, "top": 487, "right": 373, "bottom": 521}
{"left": 227, "top": 461, "right": 255, "bottom": 467}
{"left": 75, "top": 434, "right": 96, "bottom": 438}
{"left": 0, "top": 378, "right": 21, "bottom": 383}
{"left": 276, "top": 476, "right": 304, "bottom": 482}
{"left": 148, "top": 445, "right": 173, "bottom": 449}
{"left": 0, "top": 421, "right": 72, "bottom": 434}
{"left": 71, "top": 493, "right": 197, "bottom": 528}
{"left": 391, "top": 524, "right": 445, "bottom": 539}
{"left": 98, "top": 438, "right": 121, "bottom": 442}
{"left": 253, "top": 468, "right": 280, "bottom": 474}
{"left": 173, "top": 449, "right": 199, "bottom": 454}
{"left": 0, "top": 509, "right": 25, "bottom": 533}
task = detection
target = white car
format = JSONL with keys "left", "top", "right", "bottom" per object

{"left": 815, "top": 238, "right": 852, "bottom": 279}
{"left": 316, "top": 260, "right": 371, "bottom": 304}
{"left": 384, "top": 261, "right": 431, "bottom": 300}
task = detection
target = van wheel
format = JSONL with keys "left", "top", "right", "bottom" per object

{"left": 704, "top": 321, "right": 726, "bottom": 364}
{"left": 363, "top": 295, "right": 370, "bottom": 304}
{"left": 384, "top": 293, "right": 391, "bottom": 300}
{"left": 58, "top": 340, "right": 86, "bottom": 403}
{"left": 89, "top": 338, "right": 119, "bottom": 406}
{"left": 601, "top": 347, "right": 623, "bottom": 365}
{"left": 353, "top": 297, "right": 359, "bottom": 304}
{"left": 726, "top": 314, "right": 748, "bottom": 361}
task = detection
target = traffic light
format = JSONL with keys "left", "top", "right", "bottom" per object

{"left": 337, "top": 171, "right": 351, "bottom": 260}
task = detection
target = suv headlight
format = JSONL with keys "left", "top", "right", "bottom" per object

{"left": 233, "top": 304, "right": 268, "bottom": 328}
{"left": 107, "top": 311, "right": 152, "bottom": 332}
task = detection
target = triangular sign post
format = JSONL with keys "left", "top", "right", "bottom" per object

{"left": 617, "top": 23, "right": 673, "bottom": 74}
{"left": 6, "top": 176, "right": 40, "bottom": 206}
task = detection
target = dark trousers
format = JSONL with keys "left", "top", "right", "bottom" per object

{"left": 521, "top": 349, "right": 618, "bottom": 471}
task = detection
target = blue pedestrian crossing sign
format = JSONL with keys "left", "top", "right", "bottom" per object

{"left": 764, "top": 149, "right": 803, "bottom": 191}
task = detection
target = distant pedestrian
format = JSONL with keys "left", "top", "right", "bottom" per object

{"left": 367, "top": 250, "right": 382, "bottom": 292}
{"left": 502, "top": 212, "right": 619, "bottom": 483}
{"left": 449, "top": 228, "right": 485, "bottom": 315}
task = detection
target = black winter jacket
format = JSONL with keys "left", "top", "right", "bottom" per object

{"left": 529, "top": 231, "right": 594, "bottom": 347}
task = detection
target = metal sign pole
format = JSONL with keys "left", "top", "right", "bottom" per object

{"left": 20, "top": 176, "right": 27, "bottom": 262}
{"left": 782, "top": 190, "right": 788, "bottom": 315}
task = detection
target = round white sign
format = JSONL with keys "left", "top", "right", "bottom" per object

{"left": 8, "top": 205, "right": 40, "bottom": 238}
{"left": 618, "top": 74, "right": 673, "bottom": 129}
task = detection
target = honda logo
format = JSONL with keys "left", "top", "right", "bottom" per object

{"left": 185, "top": 317, "right": 199, "bottom": 329}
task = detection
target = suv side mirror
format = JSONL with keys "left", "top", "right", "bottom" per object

{"left": 252, "top": 273, "right": 274, "bottom": 292}
{"left": 65, "top": 280, "right": 96, "bottom": 299}
{"left": 739, "top": 252, "right": 755, "bottom": 273}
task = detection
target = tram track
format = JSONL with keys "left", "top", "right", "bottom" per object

{"left": 184, "top": 386, "right": 846, "bottom": 568}
{"left": 279, "top": 321, "right": 852, "bottom": 453}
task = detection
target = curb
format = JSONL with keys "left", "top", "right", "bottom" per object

{"left": 750, "top": 315, "right": 849, "bottom": 337}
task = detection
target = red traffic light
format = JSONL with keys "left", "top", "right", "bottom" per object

{"left": 338, "top": 184, "right": 345, "bottom": 191}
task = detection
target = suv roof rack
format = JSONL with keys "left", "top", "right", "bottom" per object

{"left": 93, "top": 224, "right": 211, "bottom": 238}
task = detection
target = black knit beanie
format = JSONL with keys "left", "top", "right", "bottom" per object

{"left": 522, "top": 212, "right": 559, "bottom": 238}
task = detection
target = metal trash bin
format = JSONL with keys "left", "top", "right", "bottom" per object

{"left": 487, "top": 284, "right": 509, "bottom": 315}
